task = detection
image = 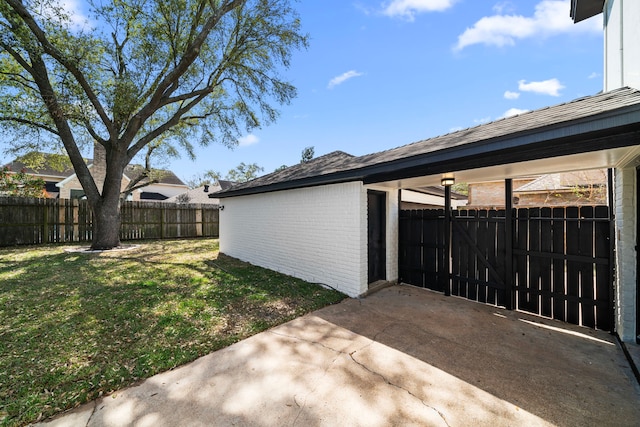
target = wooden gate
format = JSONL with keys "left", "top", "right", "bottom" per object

{"left": 399, "top": 206, "right": 614, "bottom": 331}
{"left": 451, "top": 210, "right": 507, "bottom": 307}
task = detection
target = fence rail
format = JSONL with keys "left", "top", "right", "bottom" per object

{"left": 0, "top": 197, "right": 219, "bottom": 246}
{"left": 399, "top": 206, "right": 613, "bottom": 331}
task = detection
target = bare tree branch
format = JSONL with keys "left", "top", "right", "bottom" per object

{"left": 5, "top": 0, "right": 118, "bottom": 141}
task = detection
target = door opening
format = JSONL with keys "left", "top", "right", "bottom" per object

{"left": 368, "top": 191, "right": 386, "bottom": 284}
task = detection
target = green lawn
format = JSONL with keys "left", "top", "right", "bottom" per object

{"left": 0, "top": 239, "right": 346, "bottom": 426}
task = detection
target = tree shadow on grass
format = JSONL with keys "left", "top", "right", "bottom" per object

{"left": 0, "top": 241, "right": 344, "bottom": 426}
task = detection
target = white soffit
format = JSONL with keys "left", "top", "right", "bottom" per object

{"left": 377, "top": 146, "right": 639, "bottom": 189}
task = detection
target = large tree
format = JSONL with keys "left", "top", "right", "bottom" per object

{"left": 0, "top": 0, "right": 307, "bottom": 248}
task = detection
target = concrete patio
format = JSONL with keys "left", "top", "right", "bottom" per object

{"left": 38, "top": 285, "right": 640, "bottom": 426}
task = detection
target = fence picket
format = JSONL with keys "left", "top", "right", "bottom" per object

{"left": 0, "top": 197, "right": 219, "bottom": 246}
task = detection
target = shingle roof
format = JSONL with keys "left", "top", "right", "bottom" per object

{"left": 515, "top": 169, "right": 607, "bottom": 193}
{"left": 2, "top": 153, "right": 74, "bottom": 178}
{"left": 211, "top": 151, "right": 355, "bottom": 196}
{"left": 122, "top": 164, "right": 185, "bottom": 186}
{"left": 217, "top": 87, "right": 640, "bottom": 198}
{"left": 217, "top": 180, "right": 238, "bottom": 191}
{"left": 2, "top": 153, "right": 185, "bottom": 186}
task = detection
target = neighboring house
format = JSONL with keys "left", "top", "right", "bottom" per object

{"left": 2, "top": 146, "right": 187, "bottom": 200}
{"left": 2, "top": 153, "right": 74, "bottom": 198}
{"left": 165, "top": 180, "right": 236, "bottom": 204}
{"left": 466, "top": 169, "right": 608, "bottom": 208}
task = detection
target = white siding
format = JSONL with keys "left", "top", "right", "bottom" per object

{"left": 219, "top": 182, "right": 368, "bottom": 297}
{"left": 614, "top": 167, "right": 637, "bottom": 341}
{"left": 604, "top": 0, "right": 640, "bottom": 91}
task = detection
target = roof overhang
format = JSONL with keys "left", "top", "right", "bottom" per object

{"left": 216, "top": 89, "right": 640, "bottom": 199}
{"left": 570, "top": 0, "right": 605, "bottom": 23}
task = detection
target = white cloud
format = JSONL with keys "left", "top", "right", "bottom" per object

{"left": 40, "top": 0, "right": 90, "bottom": 30}
{"left": 382, "top": 0, "right": 457, "bottom": 20}
{"left": 518, "top": 78, "right": 565, "bottom": 96}
{"left": 474, "top": 117, "right": 491, "bottom": 124}
{"left": 504, "top": 90, "right": 520, "bottom": 100}
{"left": 501, "top": 108, "right": 529, "bottom": 118}
{"left": 328, "top": 70, "right": 364, "bottom": 89}
{"left": 492, "top": 2, "right": 516, "bottom": 14}
{"left": 454, "top": 0, "right": 601, "bottom": 51}
{"left": 237, "top": 134, "right": 259, "bottom": 147}
{"left": 588, "top": 72, "right": 600, "bottom": 79}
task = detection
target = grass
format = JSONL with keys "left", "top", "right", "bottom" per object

{"left": 0, "top": 239, "right": 346, "bottom": 426}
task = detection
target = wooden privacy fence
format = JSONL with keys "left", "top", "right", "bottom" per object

{"left": 0, "top": 197, "right": 219, "bottom": 246}
{"left": 399, "top": 206, "right": 614, "bottom": 331}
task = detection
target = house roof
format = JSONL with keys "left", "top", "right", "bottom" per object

{"left": 2, "top": 153, "right": 185, "bottom": 186}
{"left": 216, "top": 87, "right": 640, "bottom": 198}
{"left": 217, "top": 180, "right": 238, "bottom": 191}
{"left": 122, "top": 164, "right": 185, "bottom": 186}
{"left": 570, "top": 0, "right": 605, "bottom": 23}
{"left": 514, "top": 169, "right": 607, "bottom": 193}
{"left": 2, "top": 153, "right": 75, "bottom": 178}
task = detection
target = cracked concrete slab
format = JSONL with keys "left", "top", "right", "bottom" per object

{"left": 36, "top": 285, "right": 640, "bottom": 426}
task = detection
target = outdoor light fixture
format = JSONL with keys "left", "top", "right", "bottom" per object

{"left": 441, "top": 173, "right": 455, "bottom": 187}
{"left": 219, "top": 205, "right": 225, "bottom": 211}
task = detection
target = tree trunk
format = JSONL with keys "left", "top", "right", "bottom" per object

{"left": 91, "top": 198, "right": 122, "bottom": 249}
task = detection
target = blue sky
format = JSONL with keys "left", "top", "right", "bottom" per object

{"left": 173, "top": 0, "right": 604, "bottom": 183}
{"left": 2, "top": 0, "right": 606, "bottom": 184}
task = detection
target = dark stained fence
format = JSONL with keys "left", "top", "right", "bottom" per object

{"left": 399, "top": 206, "right": 613, "bottom": 331}
{"left": 451, "top": 209, "right": 507, "bottom": 307}
{"left": 0, "top": 197, "right": 219, "bottom": 246}
{"left": 398, "top": 209, "right": 446, "bottom": 292}
{"left": 513, "top": 206, "right": 612, "bottom": 331}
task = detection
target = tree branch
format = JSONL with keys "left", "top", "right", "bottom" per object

{"left": 127, "top": 91, "right": 209, "bottom": 161}
{"left": 5, "top": 0, "right": 118, "bottom": 141}
{"left": 27, "top": 52, "right": 100, "bottom": 203}
{"left": 120, "top": 0, "right": 246, "bottom": 144}
{"left": 0, "top": 116, "right": 58, "bottom": 135}
{"left": 0, "top": 41, "right": 33, "bottom": 74}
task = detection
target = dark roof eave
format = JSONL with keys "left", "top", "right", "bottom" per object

{"left": 570, "top": 0, "right": 605, "bottom": 23}
{"left": 216, "top": 123, "right": 640, "bottom": 198}
{"left": 364, "top": 123, "right": 640, "bottom": 184}
{"left": 214, "top": 97, "right": 640, "bottom": 198}
{"left": 214, "top": 172, "right": 367, "bottom": 198}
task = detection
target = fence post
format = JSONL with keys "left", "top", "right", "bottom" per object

{"left": 42, "top": 198, "right": 49, "bottom": 244}
{"left": 160, "top": 205, "right": 165, "bottom": 239}
{"left": 196, "top": 205, "right": 203, "bottom": 237}
{"left": 443, "top": 186, "right": 451, "bottom": 296}
{"left": 73, "top": 199, "right": 79, "bottom": 242}
{"left": 505, "top": 178, "right": 515, "bottom": 310}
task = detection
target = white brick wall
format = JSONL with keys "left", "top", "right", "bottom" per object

{"left": 219, "top": 182, "right": 368, "bottom": 297}
{"left": 614, "top": 167, "right": 637, "bottom": 342}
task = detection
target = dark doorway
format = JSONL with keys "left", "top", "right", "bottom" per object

{"left": 368, "top": 191, "right": 386, "bottom": 283}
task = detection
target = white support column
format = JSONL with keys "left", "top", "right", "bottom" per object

{"left": 614, "top": 167, "right": 637, "bottom": 341}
